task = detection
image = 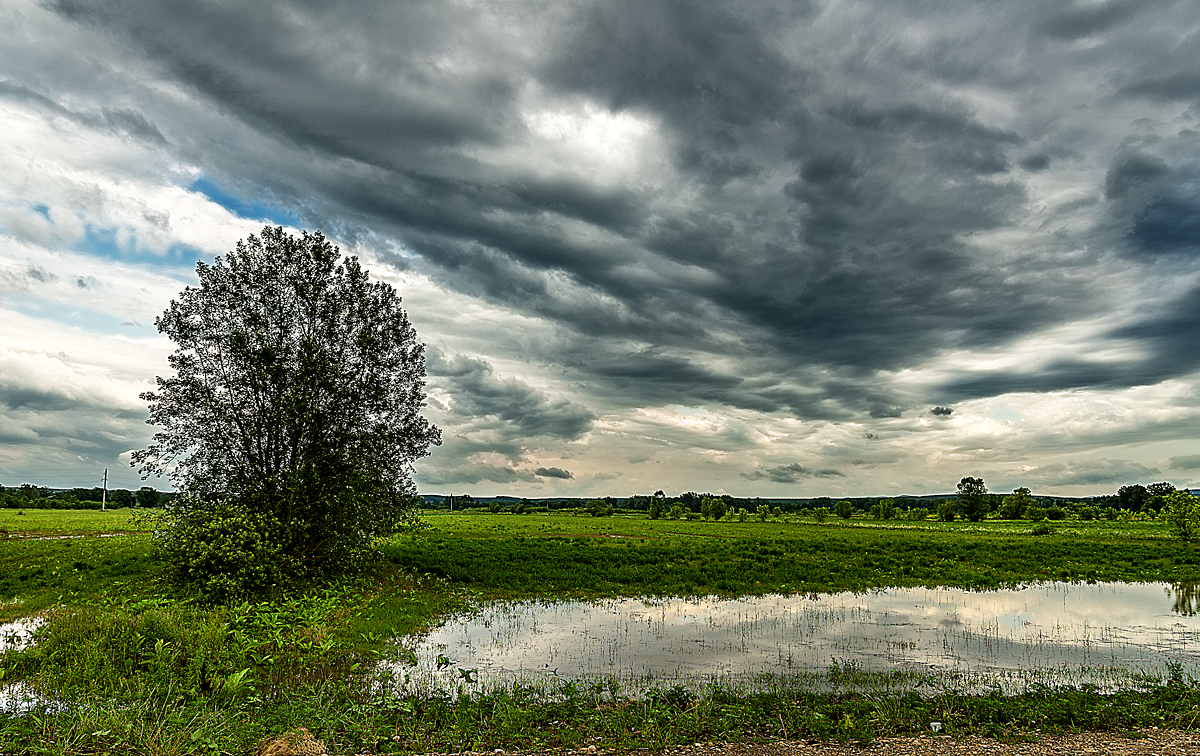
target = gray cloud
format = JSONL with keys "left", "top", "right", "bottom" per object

{"left": 1018, "top": 459, "right": 1162, "bottom": 487}
{"left": 742, "top": 463, "right": 845, "bottom": 484}
{"left": 1170, "top": 456, "right": 1200, "bottom": 471}
{"left": 426, "top": 347, "right": 594, "bottom": 440}
{"left": 535, "top": 467, "right": 573, "bottom": 480}
{"left": 1037, "top": 0, "right": 1143, "bottom": 40}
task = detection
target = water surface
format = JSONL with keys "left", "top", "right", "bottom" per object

{"left": 392, "top": 582, "right": 1200, "bottom": 693}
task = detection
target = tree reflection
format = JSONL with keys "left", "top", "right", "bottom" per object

{"left": 1169, "top": 582, "right": 1200, "bottom": 616}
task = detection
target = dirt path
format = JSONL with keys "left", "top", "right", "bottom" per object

{"left": 397, "top": 731, "right": 1200, "bottom": 756}
{"left": 627, "top": 732, "right": 1200, "bottom": 756}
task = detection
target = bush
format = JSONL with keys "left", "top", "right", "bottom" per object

{"left": 668, "top": 504, "right": 684, "bottom": 520}
{"left": 813, "top": 506, "right": 829, "bottom": 523}
{"left": 1078, "top": 505, "right": 1100, "bottom": 521}
{"left": 585, "top": 499, "right": 613, "bottom": 517}
{"left": 1030, "top": 522, "right": 1053, "bottom": 536}
{"left": 834, "top": 500, "right": 853, "bottom": 519}
{"left": 1164, "top": 491, "right": 1200, "bottom": 541}
{"left": 937, "top": 499, "right": 957, "bottom": 522}
{"left": 1025, "top": 506, "right": 1048, "bottom": 522}
{"left": 153, "top": 496, "right": 292, "bottom": 603}
{"left": 737, "top": 507, "right": 749, "bottom": 522}
{"left": 870, "top": 499, "right": 897, "bottom": 520}
{"left": 701, "top": 496, "right": 727, "bottom": 521}
{"left": 649, "top": 497, "right": 666, "bottom": 520}
{"left": 906, "top": 506, "right": 928, "bottom": 521}
{"left": 1045, "top": 506, "right": 1066, "bottom": 521}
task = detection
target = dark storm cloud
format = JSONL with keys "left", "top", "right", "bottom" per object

{"left": 0, "top": 80, "right": 166, "bottom": 144}
{"left": 535, "top": 467, "right": 573, "bottom": 480}
{"left": 425, "top": 348, "right": 594, "bottom": 440}
{"left": 944, "top": 275, "right": 1200, "bottom": 400}
{"left": 1130, "top": 191, "right": 1200, "bottom": 256}
{"left": 1105, "top": 153, "right": 1169, "bottom": 201}
{"left": 1037, "top": 0, "right": 1143, "bottom": 40}
{"left": 36, "top": 0, "right": 1200, "bottom": 429}
{"left": 742, "top": 463, "right": 844, "bottom": 484}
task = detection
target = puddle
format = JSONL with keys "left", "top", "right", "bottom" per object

{"left": 391, "top": 583, "right": 1200, "bottom": 694}
{"left": 1, "top": 617, "right": 47, "bottom": 714}
{"left": 0, "top": 617, "right": 43, "bottom": 652}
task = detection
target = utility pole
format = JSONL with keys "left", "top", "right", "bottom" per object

{"left": 101, "top": 468, "right": 108, "bottom": 512}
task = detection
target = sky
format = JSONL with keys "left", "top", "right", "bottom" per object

{"left": 1, "top": 0, "right": 1199, "bottom": 498}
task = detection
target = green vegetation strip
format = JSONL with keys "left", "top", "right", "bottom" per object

{"left": 5, "top": 680, "right": 1200, "bottom": 754}
{"left": 385, "top": 514, "right": 1200, "bottom": 597}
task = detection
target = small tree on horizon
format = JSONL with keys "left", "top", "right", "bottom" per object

{"left": 957, "top": 477, "right": 990, "bottom": 522}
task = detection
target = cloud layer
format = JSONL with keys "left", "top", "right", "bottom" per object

{"left": 1, "top": 0, "right": 1198, "bottom": 495}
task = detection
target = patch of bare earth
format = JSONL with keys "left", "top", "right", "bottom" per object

{"left": 391, "top": 730, "right": 1200, "bottom": 756}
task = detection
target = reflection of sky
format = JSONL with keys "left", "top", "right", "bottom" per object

{"left": 0, "top": 618, "right": 42, "bottom": 652}
{"left": 396, "top": 584, "right": 1200, "bottom": 691}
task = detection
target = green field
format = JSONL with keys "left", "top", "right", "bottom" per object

{"left": 396, "top": 512, "right": 1192, "bottom": 596}
{"left": 0, "top": 507, "right": 149, "bottom": 535}
{"left": 2, "top": 509, "right": 1199, "bottom": 754}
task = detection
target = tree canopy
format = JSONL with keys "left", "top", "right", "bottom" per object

{"left": 135, "top": 227, "right": 440, "bottom": 576}
{"left": 956, "top": 477, "right": 990, "bottom": 522}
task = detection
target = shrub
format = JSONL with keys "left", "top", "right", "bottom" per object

{"left": 668, "top": 504, "right": 684, "bottom": 520}
{"left": 649, "top": 497, "right": 666, "bottom": 520}
{"left": 937, "top": 499, "right": 957, "bottom": 522}
{"left": 585, "top": 500, "right": 613, "bottom": 517}
{"left": 1030, "top": 522, "right": 1053, "bottom": 536}
{"left": 906, "top": 506, "right": 928, "bottom": 521}
{"left": 153, "top": 496, "right": 292, "bottom": 603}
{"left": 1045, "top": 506, "right": 1066, "bottom": 521}
{"left": 998, "top": 489, "right": 1032, "bottom": 520}
{"left": 1025, "top": 506, "right": 1048, "bottom": 522}
{"left": 1164, "top": 491, "right": 1200, "bottom": 541}
{"left": 834, "top": 500, "right": 853, "bottom": 519}
{"left": 701, "top": 496, "right": 727, "bottom": 521}
{"left": 813, "top": 506, "right": 829, "bottom": 523}
{"left": 1078, "top": 505, "right": 1100, "bottom": 521}
{"left": 756, "top": 504, "right": 770, "bottom": 522}
{"left": 870, "top": 499, "right": 897, "bottom": 520}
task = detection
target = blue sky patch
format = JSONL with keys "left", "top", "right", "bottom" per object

{"left": 188, "top": 176, "right": 301, "bottom": 227}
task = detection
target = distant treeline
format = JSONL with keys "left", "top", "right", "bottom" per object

{"left": 421, "top": 482, "right": 1191, "bottom": 517}
{"left": 0, "top": 483, "right": 175, "bottom": 509}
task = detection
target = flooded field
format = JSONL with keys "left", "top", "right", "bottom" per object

{"left": 391, "top": 582, "right": 1200, "bottom": 695}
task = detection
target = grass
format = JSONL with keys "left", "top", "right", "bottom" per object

{"left": 386, "top": 512, "right": 1200, "bottom": 597}
{"left": 0, "top": 507, "right": 149, "bottom": 536}
{"left": 3, "top": 509, "right": 1200, "bottom": 755}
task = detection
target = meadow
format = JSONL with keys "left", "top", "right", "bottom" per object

{"left": 3, "top": 508, "right": 1200, "bottom": 754}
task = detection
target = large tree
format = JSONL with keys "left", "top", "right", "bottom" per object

{"left": 135, "top": 227, "right": 440, "bottom": 573}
